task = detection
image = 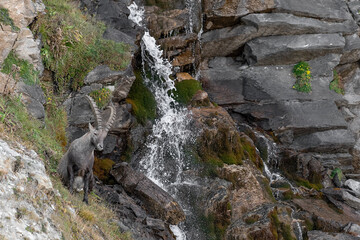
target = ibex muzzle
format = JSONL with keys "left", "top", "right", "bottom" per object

{"left": 57, "top": 95, "right": 116, "bottom": 204}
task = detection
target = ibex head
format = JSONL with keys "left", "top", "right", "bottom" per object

{"left": 86, "top": 96, "right": 116, "bottom": 151}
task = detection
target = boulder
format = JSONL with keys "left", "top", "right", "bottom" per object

{"left": 110, "top": 162, "right": 185, "bottom": 225}
{"left": 344, "top": 222, "right": 360, "bottom": 237}
{"left": 274, "top": 0, "right": 353, "bottom": 22}
{"left": 84, "top": 65, "right": 133, "bottom": 86}
{"left": 308, "top": 230, "right": 359, "bottom": 240}
{"left": 0, "top": 31, "right": 17, "bottom": 65}
{"left": 244, "top": 34, "right": 345, "bottom": 66}
{"left": 340, "top": 34, "right": 360, "bottom": 65}
{"left": 323, "top": 188, "right": 360, "bottom": 211}
{"left": 242, "top": 13, "right": 357, "bottom": 36}
{"left": 345, "top": 179, "right": 360, "bottom": 197}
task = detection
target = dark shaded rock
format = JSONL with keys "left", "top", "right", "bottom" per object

{"left": 274, "top": 0, "right": 353, "bottom": 22}
{"left": 15, "top": 82, "right": 46, "bottom": 120}
{"left": 244, "top": 34, "right": 345, "bottom": 66}
{"left": 340, "top": 34, "right": 360, "bottom": 65}
{"left": 242, "top": 13, "right": 358, "bottom": 36}
{"left": 84, "top": 65, "right": 134, "bottom": 86}
{"left": 103, "top": 27, "right": 137, "bottom": 47}
{"left": 110, "top": 162, "right": 185, "bottom": 225}
{"left": 95, "top": 184, "right": 175, "bottom": 240}
{"left": 313, "top": 153, "right": 352, "bottom": 169}
{"left": 201, "top": 57, "right": 244, "bottom": 105}
{"left": 308, "top": 230, "right": 359, "bottom": 240}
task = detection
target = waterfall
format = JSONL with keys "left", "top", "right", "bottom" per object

{"left": 128, "top": 2, "right": 194, "bottom": 239}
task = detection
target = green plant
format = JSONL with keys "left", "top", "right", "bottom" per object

{"left": 89, "top": 88, "right": 112, "bottom": 109}
{"left": 329, "top": 70, "right": 344, "bottom": 95}
{"left": 1, "top": 51, "right": 39, "bottom": 85}
{"left": 126, "top": 71, "right": 157, "bottom": 124}
{"left": 33, "top": 0, "right": 130, "bottom": 91}
{"left": 0, "top": 8, "right": 19, "bottom": 32}
{"left": 292, "top": 61, "right": 312, "bottom": 93}
{"left": 172, "top": 80, "right": 202, "bottom": 105}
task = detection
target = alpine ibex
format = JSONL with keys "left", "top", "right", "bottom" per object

{"left": 58, "top": 95, "right": 116, "bottom": 204}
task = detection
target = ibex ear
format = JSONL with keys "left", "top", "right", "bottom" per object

{"left": 88, "top": 123, "right": 95, "bottom": 132}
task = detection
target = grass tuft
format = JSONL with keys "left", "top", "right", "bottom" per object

{"left": 329, "top": 70, "right": 344, "bottom": 95}
{"left": 292, "top": 61, "right": 312, "bottom": 93}
{"left": 0, "top": 8, "right": 20, "bottom": 32}
{"left": 89, "top": 88, "right": 112, "bottom": 109}
{"left": 32, "top": 0, "right": 131, "bottom": 91}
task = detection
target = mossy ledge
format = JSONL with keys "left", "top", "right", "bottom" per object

{"left": 172, "top": 79, "right": 202, "bottom": 105}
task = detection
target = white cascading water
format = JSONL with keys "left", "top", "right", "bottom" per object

{"left": 128, "top": 2, "right": 193, "bottom": 239}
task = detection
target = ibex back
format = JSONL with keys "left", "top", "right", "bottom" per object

{"left": 57, "top": 95, "right": 116, "bottom": 204}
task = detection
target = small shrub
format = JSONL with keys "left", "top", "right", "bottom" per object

{"left": 295, "top": 177, "right": 322, "bottom": 191}
{"left": 0, "top": 8, "right": 19, "bottom": 32}
{"left": 78, "top": 208, "right": 95, "bottom": 222}
{"left": 89, "top": 88, "right": 112, "bottom": 109}
{"left": 93, "top": 157, "right": 115, "bottom": 182}
{"left": 126, "top": 71, "right": 157, "bottom": 124}
{"left": 173, "top": 80, "right": 202, "bottom": 105}
{"left": 1, "top": 51, "right": 39, "bottom": 85}
{"left": 329, "top": 70, "right": 344, "bottom": 95}
{"left": 292, "top": 61, "right": 312, "bottom": 93}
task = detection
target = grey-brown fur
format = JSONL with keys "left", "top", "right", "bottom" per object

{"left": 57, "top": 96, "right": 116, "bottom": 204}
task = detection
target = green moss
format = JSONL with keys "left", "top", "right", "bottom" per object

{"left": 329, "top": 70, "right": 344, "bottom": 95}
{"left": 282, "top": 190, "right": 294, "bottom": 201}
{"left": 244, "top": 215, "right": 260, "bottom": 225}
{"left": 330, "top": 168, "right": 344, "bottom": 181}
{"left": 93, "top": 157, "right": 115, "bottom": 182}
{"left": 89, "top": 88, "right": 112, "bottom": 109}
{"left": 304, "top": 219, "right": 314, "bottom": 231}
{"left": 260, "top": 178, "right": 276, "bottom": 202}
{"left": 295, "top": 177, "right": 323, "bottom": 191}
{"left": 33, "top": 0, "right": 131, "bottom": 91}
{"left": 242, "top": 137, "right": 263, "bottom": 170}
{"left": 173, "top": 80, "right": 202, "bottom": 105}
{"left": 0, "top": 8, "right": 19, "bottom": 32}
{"left": 292, "top": 61, "right": 312, "bottom": 93}
{"left": 200, "top": 213, "right": 230, "bottom": 240}
{"left": 1, "top": 51, "right": 39, "bottom": 85}
{"left": 126, "top": 71, "right": 157, "bottom": 125}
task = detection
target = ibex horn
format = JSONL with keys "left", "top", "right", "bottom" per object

{"left": 85, "top": 95, "right": 103, "bottom": 130}
{"left": 105, "top": 103, "right": 116, "bottom": 133}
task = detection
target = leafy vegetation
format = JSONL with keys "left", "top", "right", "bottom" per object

{"left": 0, "top": 7, "right": 19, "bottom": 32}
{"left": 292, "top": 61, "right": 312, "bottom": 93}
{"left": 269, "top": 209, "right": 296, "bottom": 240}
{"left": 329, "top": 70, "right": 344, "bottom": 95}
{"left": 1, "top": 51, "right": 39, "bottom": 85}
{"left": 172, "top": 79, "right": 202, "bottom": 105}
{"left": 32, "top": 0, "right": 131, "bottom": 91}
{"left": 89, "top": 87, "right": 112, "bottom": 109}
{"left": 126, "top": 71, "right": 157, "bottom": 124}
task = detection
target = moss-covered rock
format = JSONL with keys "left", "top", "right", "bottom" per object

{"left": 173, "top": 79, "right": 202, "bottom": 105}
{"left": 126, "top": 71, "right": 157, "bottom": 125}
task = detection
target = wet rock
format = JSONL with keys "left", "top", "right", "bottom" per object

{"left": 15, "top": 82, "right": 46, "bottom": 120}
{"left": 190, "top": 90, "right": 211, "bottom": 107}
{"left": 345, "top": 179, "right": 360, "bottom": 197}
{"left": 340, "top": 34, "right": 360, "bottom": 65}
{"left": 308, "top": 230, "right": 359, "bottom": 240}
{"left": 110, "top": 162, "right": 185, "bottom": 225}
{"left": 274, "top": 0, "right": 353, "bottom": 22}
{"left": 244, "top": 34, "right": 345, "bottom": 66}
{"left": 242, "top": 13, "right": 358, "bottom": 36}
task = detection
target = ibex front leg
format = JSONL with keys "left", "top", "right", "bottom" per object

{"left": 67, "top": 164, "right": 74, "bottom": 194}
{"left": 83, "top": 169, "right": 92, "bottom": 204}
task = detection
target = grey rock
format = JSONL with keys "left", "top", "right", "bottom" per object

{"left": 113, "top": 76, "right": 135, "bottom": 102}
{"left": 84, "top": 65, "right": 131, "bottom": 85}
{"left": 64, "top": 95, "right": 95, "bottom": 126}
{"left": 110, "top": 163, "right": 185, "bottom": 225}
{"left": 348, "top": 1, "right": 360, "bottom": 23}
{"left": 323, "top": 188, "right": 360, "bottom": 211}
{"left": 201, "top": 25, "right": 258, "bottom": 58}
{"left": 340, "top": 34, "right": 360, "bottom": 65}
{"left": 274, "top": 0, "right": 353, "bottom": 22}
{"left": 242, "top": 13, "right": 357, "bottom": 36}
{"left": 15, "top": 82, "right": 46, "bottom": 120}
{"left": 244, "top": 34, "right": 345, "bottom": 66}
{"left": 291, "top": 129, "right": 355, "bottom": 153}
{"left": 344, "top": 222, "right": 360, "bottom": 237}
{"left": 308, "top": 230, "right": 359, "bottom": 240}
{"left": 333, "top": 171, "right": 347, "bottom": 188}
{"left": 314, "top": 153, "right": 352, "bottom": 169}
{"left": 103, "top": 27, "right": 137, "bottom": 47}
{"left": 345, "top": 179, "right": 360, "bottom": 197}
